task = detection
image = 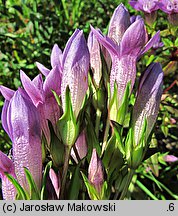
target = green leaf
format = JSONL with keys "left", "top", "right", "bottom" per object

{"left": 5, "top": 173, "right": 29, "bottom": 200}
{"left": 52, "top": 90, "right": 61, "bottom": 107}
{"left": 81, "top": 172, "right": 99, "bottom": 200}
{"left": 117, "top": 81, "right": 131, "bottom": 125}
{"left": 24, "top": 168, "right": 40, "bottom": 200}
{"left": 68, "top": 164, "right": 81, "bottom": 199}
{"left": 49, "top": 121, "right": 64, "bottom": 167}
{"left": 40, "top": 161, "right": 52, "bottom": 200}
{"left": 57, "top": 86, "right": 79, "bottom": 146}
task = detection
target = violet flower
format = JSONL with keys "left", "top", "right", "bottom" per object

{"left": 91, "top": 4, "right": 160, "bottom": 114}
{"left": 158, "top": 0, "right": 178, "bottom": 25}
{"left": 1, "top": 89, "right": 42, "bottom": 192}
{"left": 0, "top": 151, "right": 17, "bottom": 200}
{"left": 88, "top": 149, "right": 104, "bottom": 193}
{"left": 164, "top": 155, "right": 178, "bottom": 163}
{"left": 88, "top": 30, "right": 102, "bottom": 88}
{"left": 129, "top": 0, "right": 159, "bottom": 13}
{"left": 20, "top": 67, "right": 61, "bottom": 145}
{"left": 49, "top": 168, "right": 60, "bottom": 199}
{"left": 132, "top": 63, "right": 163, "bottom": 145}
{"left": 71, "top": 130, "right": 88, "bottom": 163}
{"left": 61, "top": 29, "right": 90, "bottom": 118}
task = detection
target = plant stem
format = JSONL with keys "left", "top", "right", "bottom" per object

{"left": 95, "top": 109, "right": 102, "bottom": 138}
{"left": 101, "top": 117, "right": 110, "bottom": 155}
{"left": 119, "top": 168, "right": 135, "bottom": 200}
{"left": 60, "top": 145, "right": 71, "bottom": 199}
{"left": 136, "top": 180, "right": 158, "bottom": 200}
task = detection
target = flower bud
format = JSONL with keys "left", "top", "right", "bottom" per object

{"left": 88, "top": 149, "right": 104, "bottom": 193}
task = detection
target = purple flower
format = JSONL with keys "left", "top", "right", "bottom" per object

{"left": 1, "top": 89, "right": 42, "bottom": 192}
{"left": 91, "top": 4, "right": 160, "bottom": 110}
{"left": 88, "top": 149, "right": 104, "bottom": 193}
{"left": 164, "top": 155, "right": 178, "bottom": 163}
{"left": 88, "top": 30, "right": 102, "bottom": 88}
{"left": 132, "top": 63, "right": 163, "bottom": 145}
{"left": 71, "top": 130, "right": 88, "bottom": 163}
{"left": 61, "top": 29, "right": 90, "bottom": 118}
{"left": 20, "top": 67, "right": 61, "bottom": 145}
{"left": 129, "top": 0, "right": 159, "bottom": 13}
{"left": 158, "top": 0, "right": 178, "bottom": 14}
{"left": 36, "top": 44, "right": 63, "bottom": 76}
{"left": 0, "top": 151, "right": 17, "bottom": 200}
{"left": 49, "top": 168, "right": 60, "bottom": 199}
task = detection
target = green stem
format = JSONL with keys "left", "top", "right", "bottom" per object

{"left": 101, "top": 117, "right": 110, "bottom": 155}
{"left": 143, "top": 173, "right": 178, "bottom": 200}
{"left": 136, "top": 180, "right": 158, "bottom": 200}
{"left": 95, "top": 109, "right": 102, "bottom": 138}
{"left": 119, "top": 168, "right": 135, "bottom": 200}
{"left": 60, "top": 145, "right": 71, "bottom": 199}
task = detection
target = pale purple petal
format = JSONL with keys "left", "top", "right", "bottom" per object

{"left": 51, "top": 44, "right": 63, "bottom": 71}
{"left": 1, "top": 100, "right": 11, "bottom": 138}
{"left": 61, "top": 30, "right": 90, "bottom": 117}
{"left": 139, "top": 31, "right": 161, "bottom": 58}
{"left": 108, "top": 3, "right": 130, "bottom": 44}
{"left": 49, "top": 168, "right": 60, "bottom": 199}
{"left": 0, "top": 85, "right": 15, "bottom": 101}
{"left": 130, "top": 0, "right": 159, "bottom": 13}
{"left": 20, "top": 70, "right": 44, "bottom": 107}
{"left": 43, "top": 66, "right": 61, "bottom": 98}
{"left": 90, "top": 25, "right": 119, "bottom": 57}
{"left": 120, "top": 19, "right": 147, "bottom": 56}
{"left": 158, "top": 0, "right": 178, "bottom": 14}
{"left": 132, "top": 63, "right": 163, "bottom": 145}
{"left": 32, "top": 74, "right": 43, "bottom": 92}
{"left": 71, "top": 130, "right": 88, "bottom": 163}
{"left": 110, "top": 55, "right": 137, "bottom": 103}
{"left": 0, "top": 151, "right": 17, "bottom": 200}
{"left": 164, "top": 155, "right": 178, "bottom": 163}
{"left": 36, "top": 62, "right": 50, "bottom": 76}
{"left": 62, "top": 29, "right": 80, "bottom": 67}
{"left": 88, "top": 31, "right": 102, "bottom": 87}
{"left": 88, "top": 149, "right": 104, "bottom": 193}
{"left": 8, "top": 90, "right": 42, "bottom": 190}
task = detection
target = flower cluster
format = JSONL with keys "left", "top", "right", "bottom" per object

{"left": 129, "top": 0, "right": 178, "bottom": 25}
{"left": 0, "top": 3, "right": 164, "bottom": 200}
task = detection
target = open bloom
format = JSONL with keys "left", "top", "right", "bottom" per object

{"left": 158, "top": 0, "right": 178, "bottom": 25}
{"left": 88, "top": 149, "right": 104, "bottom": 193}
{"left": 158, "top": 0, "right": 178, "bottom": 14}
{"left": 20, "top": 67, "right": 61, "bottom": 145}
{"left": 0, "top": 89, "right": 42, "bottom": 193}
{"left": 129, "top": 0, "right": 159, "bottom": 13}
{"left": 0, "top": 151, "right": 17, "bottom": 200}
{"left": 91, "top": 4, "right": 160, "bottom": 113}
{"left": 132, "top": 63, "right": 163, "bottom": 145}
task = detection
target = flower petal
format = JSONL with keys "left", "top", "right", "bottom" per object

{"left": 120, "top": 18, "right": 146, "bottom": 56}
{"left": 0, "top": 85, "right": 15, "bottom": 101}
{"left": 20, "top": 70, "right": 44, "bottom": 107}
{"left": 36, "top": 62, "right": 50, "bottom": 76}
{"left": 51, "top": 44, "right": 63, "bottom": 71}
{"left": 108, "top": 3, "right": 130, "bottom": 44}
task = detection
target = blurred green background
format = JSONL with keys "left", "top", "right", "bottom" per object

{"left": 0, "top": 0, "right": 178, "bottom": 200}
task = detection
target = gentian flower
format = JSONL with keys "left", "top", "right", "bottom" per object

{"left": 88, "top": 149, "right": 104, "bottom": 193}
{"left": 0, "top": 151, "right": 16, "bottom": 200}
{"left": 61, "top": 29, "right": 90, "bottom": 118}
{"left": 20, "top": 67, "right": 61, "bottom": 145}
{"left": 91, "top": 4, "right": 160, "bottom": 120}
{"left": 0, "top": 89, "right": 42, "bottom": 193}
{"left": 132, "top": 63, "right": 163, "bottom": 145}
{"left": 164, "top": 155, "right": 178, "bottom": 163}
{"left": 129, "top": 0, "right": 159, "bottom": 25}
{"left": 71, "top": 130, "right": 88, "bottom": 163}
{"left": 88, "top": 30, "right": 102, "bottom": 88}
{"left": 158, "top": 0, "right": 178, "bottom": 25}
{"left": 129, "top": 0, "right": 159, "bottom": 13}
